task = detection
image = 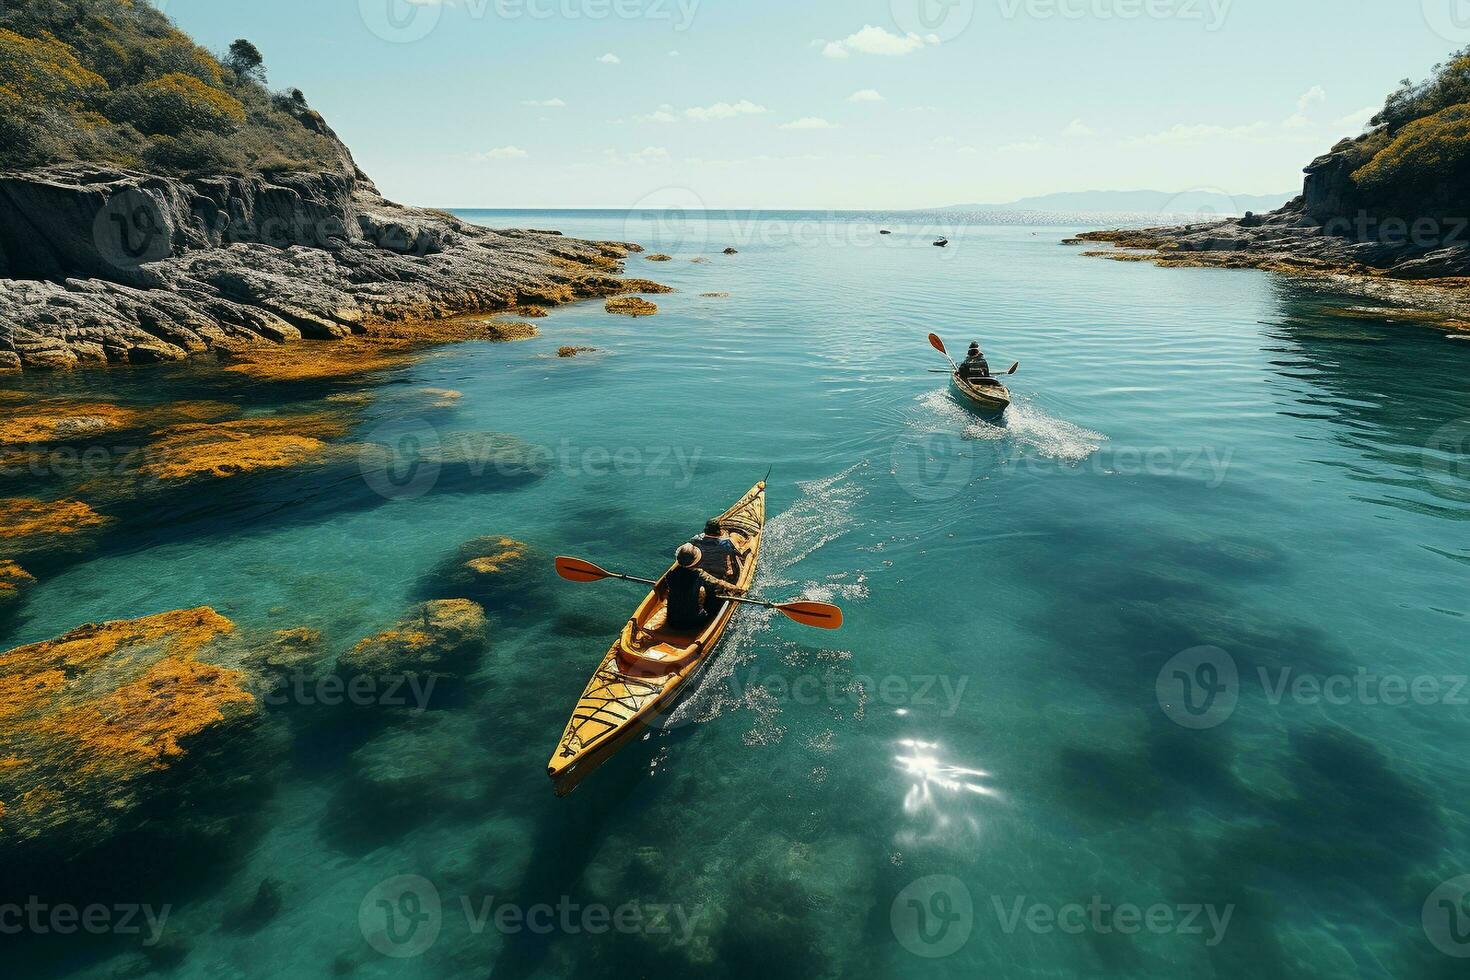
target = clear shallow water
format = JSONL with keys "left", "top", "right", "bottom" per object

{"left": 3, "top": 210, "right": 1469, "bottom": 979}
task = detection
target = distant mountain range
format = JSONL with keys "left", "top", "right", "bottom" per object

{"left": 937, "top": 189, "right": 1298, "bottom": 216}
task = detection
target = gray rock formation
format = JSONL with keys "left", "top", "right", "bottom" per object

{"left": 1082, "top": 126, "right": 1470, "bottom": 282}
{"left": 0, "top": 147, "right": 638, "bottom": 371}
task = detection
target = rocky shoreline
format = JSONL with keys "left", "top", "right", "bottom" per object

{"left": 0, "top": 164, "right": 654, "bottom": 372}
{"left": 1072, "top": 133, "right": 1470, "bottom": 334}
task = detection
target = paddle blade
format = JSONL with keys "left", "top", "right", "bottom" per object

{"left": 555, "top": 556, "right": 611, "bottom": 583}
{"left": 928, "top": 333, "right": 948, "bottom": 356}
{"left": 777, "top": 601, "right": 844, "bottom": 630}
{"left": 1007, "top": 361, "right": 1020, "bottom": 375}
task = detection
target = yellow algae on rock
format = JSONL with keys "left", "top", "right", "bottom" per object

{"left": 612, "top": 278, "right": 675, "bottom": 295}
{"left": 606, "top": 296, "right": 658, "bottom": 317}
{"left": 140, "top": 416, "right": 349, "bottom": 482}
{"left": 461, "top": 537, "right": 530, "bottom": 577}
{"left": 0, "top": 607, "right": 258, "bottom": 846}
{"left": 646, "top": 253, "right": 674, "bottom": 262}
{"left": 337, "top": 599, "right": 487, "bottom": 679}
{"left": 220, "top": 338, "right": 413, "bottom": 382}
{"left": 0, "top": 561, "right": 35, "bottom": 604}
{"left": 0, "top": 400, "right": 239, "bottom": 447}
{"left": 0, "top": 403, "right": 143, "bottom": 446}
{"left": 0, "top": 497, "right": 111, "bottom": 542}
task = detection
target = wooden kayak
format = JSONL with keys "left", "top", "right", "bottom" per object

{"left": 952, "top": 371, "right": 1011, "bottom": 412}
{"left": 547, "top": 481, "right": 766, "bottom": 796}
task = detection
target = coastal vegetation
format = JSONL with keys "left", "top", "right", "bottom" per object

{"left": 0, "top": 0, "right": 342, "bottom": 175}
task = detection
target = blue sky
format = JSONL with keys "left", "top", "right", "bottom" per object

{"left": 158, "top": 0, "right": 1461, "bottom": 208}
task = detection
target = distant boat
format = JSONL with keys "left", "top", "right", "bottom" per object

{"left": 933, "top": 237, "right": 949, "bottom": 248}
{"left": 879, "top": 229, "right": 892, "bottom": 235}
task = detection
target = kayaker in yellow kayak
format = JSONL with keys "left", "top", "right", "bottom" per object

{"left": 959, "top": 341, "right": 992, "bottom": 382}
{"left": 657, "top": 543, "right": 744, "bottom": 630}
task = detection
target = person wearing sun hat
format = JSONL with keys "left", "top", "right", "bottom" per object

{"left": 657, "top": 543, "right": 742, "bottom": 631}
{"left": 959, "top": 341, "right": 991, "bottom": 382}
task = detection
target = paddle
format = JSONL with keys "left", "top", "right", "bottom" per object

{"left": 554, "top": 556, "right": 845, "bottom": 630}
{"left": 928, "top": 332, "right": 959, "bottom": 372}
{"left": 928, "top": 362, "right": 1020, "bottom": 376}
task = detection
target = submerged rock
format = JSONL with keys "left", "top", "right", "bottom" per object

{"left": 0, "top": 608, "right": 263, "bottom": 851}
{"left": 0, "top": 497, "right": 112, "bottom": 556}
{"left": 420, "top": 536, "right": 544, "bottom": 613}
{"left": 222, "top": 877, "right": 286, "bottom": 934}
{"left": 557, "top": 346, "right": 598, "bottom": 357}
{"left": 138, "top": 415, "right": 350, "bottom": 483}
{"left": 0, "top": 561, "right": 37, "bottom": 606}
{"left": 722, "top": 247, "right": 739, "bottom": 255}
{"left": 336, "top": 599, "right": 488, "bottom": 680}
{"left": 606, "top": 297, "right": 658, "bottom": 317}
{"left": 646, "top": 253, "right": 674, "bottom": 262}
{"left": 612, "top": 278, "right": 675, "bottom": 295}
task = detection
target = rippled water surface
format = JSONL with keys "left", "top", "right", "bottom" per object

{"left": 4, "top": 211, "right": 1470, "bottom": 979}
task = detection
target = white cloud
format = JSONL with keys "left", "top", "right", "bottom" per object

{"left": 637, "top": 104, "right": 680, "bottom": 123}
{"left": 669, "top": 50, "right": 679, "bottom": 57}
{"left": 1063, "top": 119, "right": 1095, "bottom": 137}
{"left": 1336, "top": 105, "right": 1379, "bottom": 130}
{"left": 1297, "top": 85, "right": 1328, "bottom": 111}
{"left": 822, "top": 25, "right": 937, "bottom": 58}
{"left": 999, "top": 140, "right": 1046, "bottom": 153}
{"left": 478, "top": 146, "right": 528, "bottom": 161}
{"left": 521, "top": 98, "right": 566, "bottom": 108}
{"left": 603, "top": 146, "right": 669, "bottom": 165}
{"left": 781, "top": 116, "right": 838, "bottom": 130}
{"left": 683, "top": 99, "right": 767, "bottom": 121}
{"left": 1281, "top": 113, "right": 1312, "bottom": 130}
{"left": 598, "top": 53, "right": 621, "bottom": 64}
{"left": 848, "top": 89, "right": 885, "bottom": 103}
{"left": 957, "top": 146, "right": 979, "bottom": 156}
{"left": 1131, "top": 122, "right": 1273, "bottom": 145}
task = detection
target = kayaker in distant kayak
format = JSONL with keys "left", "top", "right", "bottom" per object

{"left": 688, "top": 519, "right": 745, "bottom": 580}
{"left": 958, "top": 342, "right": 991, "bottom": 382}
{"left": 659, "top": 544, "right": 742, "bottom": 631}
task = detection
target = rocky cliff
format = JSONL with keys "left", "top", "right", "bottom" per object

{"left": 1078, "top": 52, "right": 1470, "bottom": 293}
{"left": 0, "top": 2, "right": 642, "bottom": 372}
{"left": 0, "top": 157, "right": 642, "bottom": 371}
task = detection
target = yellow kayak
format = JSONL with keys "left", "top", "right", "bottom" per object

{"left": 548, "top": 482, "right": 766, "bottom": 795}
{"left": 952, "top": 370, "right": 1011, "bottom": 412}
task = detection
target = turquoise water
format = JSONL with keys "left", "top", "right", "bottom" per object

{"left": 4, "top": 210, "right": 1470, "bottom": 979}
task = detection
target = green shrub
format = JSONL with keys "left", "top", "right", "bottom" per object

{"left": 0, "top": 0, "right": 343, "bottom": 176}
{"left": 0, "top": 27, "right": 108, "bottom": 107}
{"left": 1353, "top": 103, "right": 1470, "bottom": 204}
{"left": 108, "top": 72, "right": 246, "bottom": 137}
{"left": 1375, "top": 51, "right": 1470, "bottom": 134}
